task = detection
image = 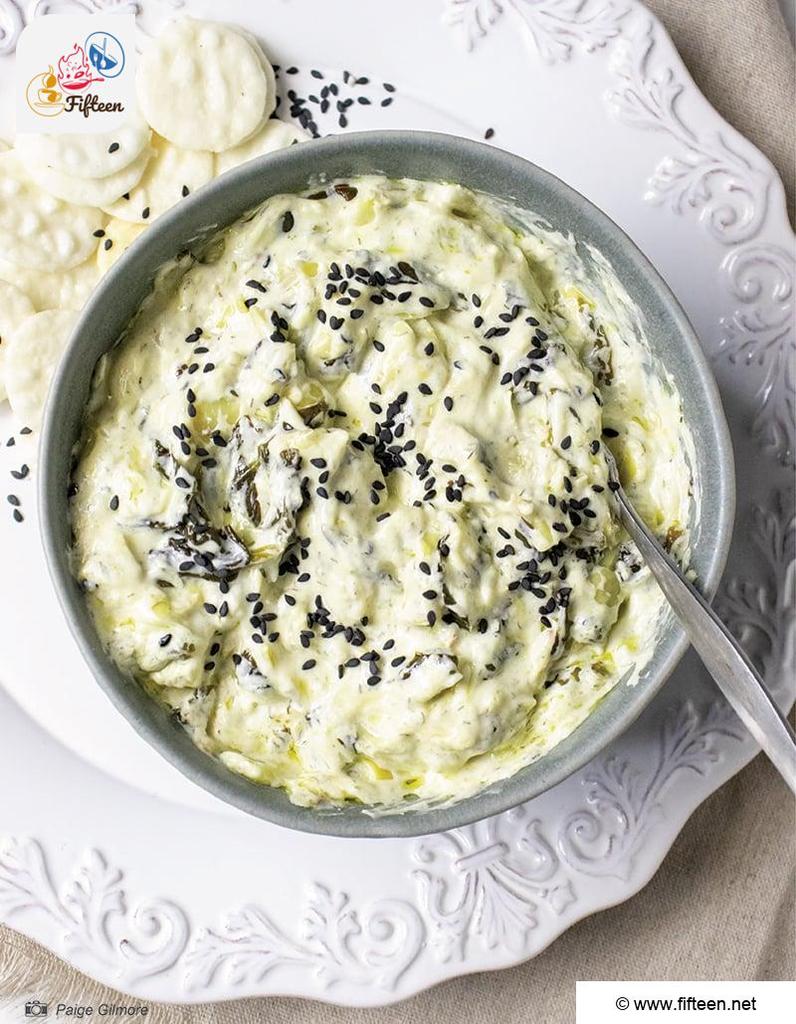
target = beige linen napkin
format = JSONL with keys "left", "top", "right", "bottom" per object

{"left": 2, "top": 1, "right": 794, "bottom": 1021}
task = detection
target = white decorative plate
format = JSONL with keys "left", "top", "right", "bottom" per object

{"left": 0, "top": 0, "right": 793, "bottom": 1007}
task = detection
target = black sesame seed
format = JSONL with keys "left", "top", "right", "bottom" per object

{"left": 109, "top": 495, "right": 119, "bottom": 511}
{"left": 561, "top": 435, "right": 572, "bottom": 450}
{"left": 282, "top": 211, "right": 295, "bottom": 232}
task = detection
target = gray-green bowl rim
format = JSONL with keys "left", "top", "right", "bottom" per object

{"left": 39, "top": 130, "right": 736, "bottom": 839}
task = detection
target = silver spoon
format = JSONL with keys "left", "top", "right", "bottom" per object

{"left": 603, "top": 447, "right": 796, "bottom": 792}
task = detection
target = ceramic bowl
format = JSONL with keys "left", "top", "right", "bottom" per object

{"left": 39, "top": 131, "right": 735, "bottom": 838}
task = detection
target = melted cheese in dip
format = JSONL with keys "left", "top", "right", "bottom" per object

{"left": 70, "top": 176, "right": 693, "bottom": 809}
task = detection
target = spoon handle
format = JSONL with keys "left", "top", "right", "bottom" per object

{"left": 610, "top": 477, "right": 796, "bottom": 794}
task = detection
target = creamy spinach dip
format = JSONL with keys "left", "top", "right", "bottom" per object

{"left": 70, "top": 175, "right": 693, "bottom": 809}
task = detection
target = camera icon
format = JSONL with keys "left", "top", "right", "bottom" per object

{"left": 24, "top": 1001, "right": 48, "bottom": 1018}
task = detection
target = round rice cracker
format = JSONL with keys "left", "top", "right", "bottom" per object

{"left": 216, "top": 119, "right": 308, "bottom": 176}
{"left": 96, "top": 219, "right": 148, "bottom": 274}
{"left": 4, "top": 309, "right": 78, "bottom": 430}
{"left": 137, "top": 19, "right": 268, "bottom": 153}
{"left": 0, "top": 257, "right": 101, "bottom": 314}
{"left": 15, "top": 113, "right": 152, "bottom": 180}
{"left": 0, "top": 152, "right": 106, "bottom": 271}
{"left": 0, "top": 280, "right": 36, "bottom": 404}
{"left": 233, "top": 26, "right": 277, "bottom": 122}
{"left": 21, "top": 145, "right": 152, "bottom": 208}
{"left": 102, "top": 134, "right": 212, "bottom": 223}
